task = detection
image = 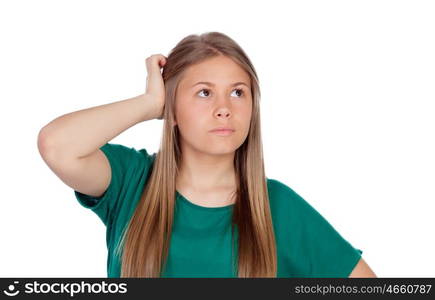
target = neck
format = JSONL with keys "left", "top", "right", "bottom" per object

{"left": 176, "top": 149, "right": 236, "bottom": 192}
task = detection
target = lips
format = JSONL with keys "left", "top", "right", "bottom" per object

{"left": 210, "top": 129, "right": 234, "bottom": 136}
{"left": 210, "top": 127, "right": 235, "bottom": 132}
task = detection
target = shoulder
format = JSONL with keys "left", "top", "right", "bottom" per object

{"left": 266, "top": 177, "right": 298, "bottom": 198}
{"left": 101, "top": 142, "right": 155, "bottom": 158}
{"left": 266, "top": 177, "right": 323, "bottom": 224}
{"left": 101, "top": 142, "right": 156, "bottom": 168}
{"left": 266, "top": 178, "right": 310, "bottom": 211}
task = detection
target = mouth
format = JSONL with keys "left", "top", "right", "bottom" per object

{"left": 210, "top": 129, "right": 235, "bottom": 136}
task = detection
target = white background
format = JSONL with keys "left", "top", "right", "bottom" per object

{"left": 1, "top": 0, "right": 434, "bottom": 277}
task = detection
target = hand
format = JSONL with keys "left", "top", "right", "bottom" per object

{"left": 145, "top": 54, "right": 167, "bottom": 120}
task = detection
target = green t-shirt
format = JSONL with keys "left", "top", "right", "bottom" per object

{"left": 74, "top": 143, "right": 363, "bottom": 278}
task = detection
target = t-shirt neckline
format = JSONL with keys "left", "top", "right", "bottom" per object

{"left": 175, "top": 190, "right": 234, "bottom": 211}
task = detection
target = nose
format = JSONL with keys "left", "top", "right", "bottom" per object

{"left": 215, "top": 107, "right": 231, "bottom": 119}
{"left": 214, "top": 96, "right": 232, "bottom": 119}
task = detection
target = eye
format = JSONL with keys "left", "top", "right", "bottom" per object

{"left": 232, "top": 88, "right": 244, "bottom": 97}
{"left": 198, "top": 89, "right": 211, "bottom": 98}
{"left": 197, "top": 88, "right": 245, "bottom": 98}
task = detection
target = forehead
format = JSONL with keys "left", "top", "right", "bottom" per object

{"left": 180, "top": 56, "right": 251, "bottom": 88}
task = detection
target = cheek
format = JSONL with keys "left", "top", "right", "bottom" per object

{"left": 235, "top": 103, "right": 252, "bottom": 123}
{"left": 176, "top": 102, "right": 205, "bottom": 131}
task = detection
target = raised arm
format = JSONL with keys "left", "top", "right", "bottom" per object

{"left": 37, "top": 54, "right": 167, "bottom": 197}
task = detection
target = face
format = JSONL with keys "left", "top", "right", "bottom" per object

{"left": 174, "top": 55, "right": 253, "bottom": 156}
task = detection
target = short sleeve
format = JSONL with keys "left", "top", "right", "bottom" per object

{"left": 74, "top": 142, "right": 155, "bottom": 227}
{"left": 268, "top": 178, "right": 364, "bottom": 278}
{"left": 291, "top": 189, "right": 363, "bottom": 277}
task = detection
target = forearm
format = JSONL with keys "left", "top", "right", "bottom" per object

{"left": 38, "top": 93, "right": 158, "bottom": 159}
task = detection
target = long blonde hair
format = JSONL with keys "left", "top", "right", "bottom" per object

{"left": 116, "top": 32, "right": 277, "bottom": 277}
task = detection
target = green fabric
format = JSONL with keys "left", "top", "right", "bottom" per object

{"left": 74, "top": 143, "right": 363, "bottom": 278}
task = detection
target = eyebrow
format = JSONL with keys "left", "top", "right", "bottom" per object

{"left": 191, "top": 81, "right": 250, "bottom": 88}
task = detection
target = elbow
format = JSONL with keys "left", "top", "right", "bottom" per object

{"left": 37, "top": 127, "right": 57, "bottom": 157}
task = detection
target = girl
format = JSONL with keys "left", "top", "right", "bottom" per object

{"left": 37, "top": 31, "right": 376, "bottom": 278}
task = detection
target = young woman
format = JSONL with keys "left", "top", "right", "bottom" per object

{"left": 37, "top": 31, "right": 376, "bottom": 278}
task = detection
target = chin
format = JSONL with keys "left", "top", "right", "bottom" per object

{"left": 196, "top": 145, "right": 234, "bottom": 155}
